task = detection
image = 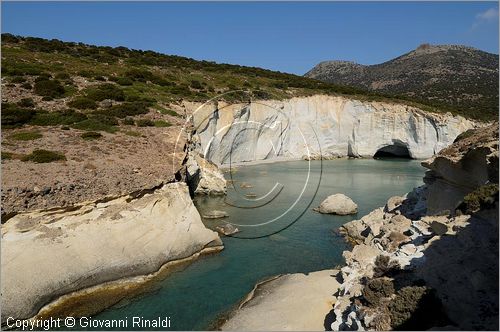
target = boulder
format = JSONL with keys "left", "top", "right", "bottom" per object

{"left": 315, "top": 194, "right": 358, "bottom": 215}
{"left": 202, "top": 210, "right": 229, "bottom": 219}
{"left": 385, "top": 195, "right": 404, "bottom": 212}
{"left": 215, "top": 223, "right": 239, "bottom": 236}
{"left": 185, "top": 152, "right": 226, "bottom": 196}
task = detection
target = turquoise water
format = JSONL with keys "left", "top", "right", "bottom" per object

{"left": 91, "top": 159, "right": 425, "bottom": 330}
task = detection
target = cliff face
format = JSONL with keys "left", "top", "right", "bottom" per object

{"left": 187, "top": 95, "right": 475, "bottom": 165}
{"left": 331, "top": 123, "right": 499, "bottom": 330}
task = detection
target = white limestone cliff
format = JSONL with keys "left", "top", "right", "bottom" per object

{"left": 186, "top": 95, "right": 476, "bottom": 165}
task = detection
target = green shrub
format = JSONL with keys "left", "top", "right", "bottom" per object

{"left": 458, "top": 184, "right": 499, "bottom": 214}
{"left": 1, "top": 151, "right": 13, "bottom": 160}
{"left": 67, "top": 97, "right": 98, "bottom": 110}
{"left": 78, "top": 70, "right": 95, "bottom": 78}
{"left": 158, "top": 108, "right": 180, "bottom": 117}
{"left": 11, "top": 76, "right": 26, "bottom": 83}
{"left": 101, "top": 101, "right": 149, "bottom": 118}
{"left": 55, "top": 72, "right": 70, "bottom": 80}
{"left": 362, "top": 278, "right": 395, "bottom": 306}
{"left": 17, "top": 98, "right": 35, "bottom": 108}
{"left": 122, "top": 117, "right": 135, "bottom": 125}
{"left": 190, "top": 80, "right": 204, "bottom": 90}
{"left": 33, "top": 79, "right": 65, "bottom": 98}
{"left": 71, "top": 115, "right": 118, "bottom": 133}
{"left": 1, "top": 103, "right": 36, "bottom": 128}
{"left": 124, "top": 130, "right": 141, "bottom": 137}
{"left": 81, "top": 131, "right": 102, "bottom": 140}
{"left": 154, "top": 120, "right": 171, "bottom": 127}
{"left": 94, "top": 75, "right": 106, "bottom": 81}
{"left": 373, "top": 255, "right": 401, "bottom": 278}
{"left": 388, "top": 286, "right": 428, "bottom": 329}
{"left": 29, "top": 109, "right": 87, "bottom": 126}
{"left": 9, "top": 131, "right": 43, "bottom": 141}
{"left": 21, "top": 82, "right": 32, "bottom": 90}
{"left": 124, "top": 68, "right": 153, "bottom": 82}
{"left": 84, "top": 83, "right": 125, "bottom": 101}
{"left": 136, "top": 119, "right": 154, "bottom": 127}
{"left": 22, "top": 149, "right": 66, "bottom": 163}
{"left": 116, "top": 77, "right": 133, "bottom": 86}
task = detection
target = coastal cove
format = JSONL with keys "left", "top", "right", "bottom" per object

{"left": 87, "top": 159, "right": 426, "bottom": 330}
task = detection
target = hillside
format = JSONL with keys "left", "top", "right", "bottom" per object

{"left": 0, "top": 35, "right": 484, "bottom": 216}
{"left": 305, "top": 44, "right": 499, "bottom": 120}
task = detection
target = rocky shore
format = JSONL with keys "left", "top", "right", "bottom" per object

{"left": 220, "top": 123, "right": 498, "bottom": 331}
{"left": 331, "top": 123, "right": 498, "bottom": 330}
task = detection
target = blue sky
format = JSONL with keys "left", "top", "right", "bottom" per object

{"left": 2, "top": 2, "right": 498, "bottom": 75}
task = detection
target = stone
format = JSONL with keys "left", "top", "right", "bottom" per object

{"left": 315, "top": 194, "right": 358, "bottom": 215}
{"left": 185, "top": 152, "right": 226, "bottom": 196}
{"left": 215, "top": 223, "right": 239, "bottom": 236}
{"left": 385, "top": 195, "right": 404, "bottom": 212}
{"left": 430, "top": 220, "right": 448, "bottom": 235}
{"left": 202, "top": 210, "right": 229, "bottom": 219}
{"left": 221, "top": 270, "right": 340, "bottom": 331}
{"left": 100, "top": 99, "right": 113, "bottom": 108}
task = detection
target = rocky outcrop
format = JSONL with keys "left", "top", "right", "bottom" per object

{"left": 331, "top": 123, "right": 499, "bottom": 330}
{"left": 221, "top": 270, "right": 340, "bottom": 331}
{"left": 187, "top": 95, "right": 476, "bottom": 165}
{"left": 314, "top": 194, "right": 358, "bottom": 215}
{"left": 422, "top": 124, "right": 498, "bottom": 215}
{"left": 1, "top": 182, "right": 223, "bottom": 322}
{"left": 185, "top": 151, "right": 227, "bottom": 196}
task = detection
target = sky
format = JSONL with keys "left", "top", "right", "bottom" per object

{"left": 2, "top": 2, "right": 499, "bottom": 75}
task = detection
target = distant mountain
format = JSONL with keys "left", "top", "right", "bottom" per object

{"left": 305, "top": 44, "right": 499, "bottom": 120}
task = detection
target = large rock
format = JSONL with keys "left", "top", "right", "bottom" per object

{"left": 185, "top": 152, "right": 227, "bottom": 195}
{"left": 221, "top": 270, "right": 340, "bottom": 331}
{"left": 1, "top": 182, "right": 222, "bottom": 321}
{"left": 186, "top": 95, "right": 476, "bottom": 165}
{"left": 315, "top": 194, "right": 358, "bottom": 215}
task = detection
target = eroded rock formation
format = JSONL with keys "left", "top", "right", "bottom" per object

{"left": 186, "top": 95, "right": 476, "bottom": 165}
{"left": 1, "top": 182, "right": 223, "bottom": 322}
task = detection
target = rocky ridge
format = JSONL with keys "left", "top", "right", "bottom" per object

{"left": 330, "top": 123, "right": 498, "bottom": 330}
{"left": 305, "top": 44, "right": 499, "bottom": 120}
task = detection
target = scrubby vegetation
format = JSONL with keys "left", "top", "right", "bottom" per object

{"left": 373, "top": 255, "right": 401, "bottom": 278}
{"left": 2, "top": 33, "right": 489, "bottom": 122}
{"left": 21, "top": 149, "right": 66, "bottom": 163}
{"left": 33, "top": 79, "right": 65, "bottom": 98}
{"left": 9, "top": 131, "right": 43, "bottom": 141}
{"left": 81, "top": 131, "right": 103, "bottom": 140}
{"left": 362, "top": 278, "right": 395, "bottom": 306}
{"left": 153, "top": 120, "right": 171, "bottom": 127}
{"left": 458, "top": 183, "right": 499, "bottom": 214}
{"left": 136, "top": 119, "right": 155, "bottom": 127}
{"left": 67, "top": 97, "right": 98, "bottom": 110}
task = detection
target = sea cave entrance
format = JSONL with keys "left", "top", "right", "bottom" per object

{"left": 373, "top": 144, "right": 412, "bottom": 159}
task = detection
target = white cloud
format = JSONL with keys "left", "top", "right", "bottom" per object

{"left": 476, "top": 8, "right": 499, "bottom": 21}
{"left": 472, "top": 7, "right": 498, "bottom": 30}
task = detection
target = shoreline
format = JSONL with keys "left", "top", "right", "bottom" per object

{"left": 29, "top": 245, "right": 223, "bottom": 323}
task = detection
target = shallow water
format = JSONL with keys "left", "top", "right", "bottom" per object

{"left": 90, "top": 159, "right": 425, "bottom": 330}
